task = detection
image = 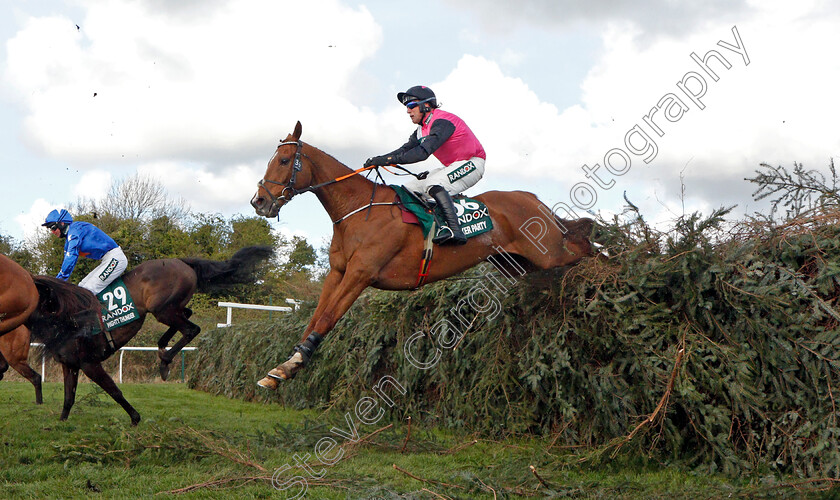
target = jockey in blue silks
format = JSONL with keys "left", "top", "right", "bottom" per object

{"left": 42, "top": 209, "right": 128, "bottom": 295}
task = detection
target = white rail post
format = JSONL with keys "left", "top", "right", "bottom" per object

{"left": 119, "top": 350, "right": 126, "bottom": 383}
{"left": 29, "top": 343, "right": 47, "bottom": 382}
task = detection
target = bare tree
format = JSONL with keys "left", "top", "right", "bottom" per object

{"left": 93, "top": 173, "right": 190, "bottom": 221}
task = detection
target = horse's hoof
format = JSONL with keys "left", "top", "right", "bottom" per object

{"left": 267, "top": 367, "right": 291, "bottom": 381}
{"left": 257, "top": 377, "right": 279, "bottom": 390}
{"left": 159, "top": 361, "right": 171, "bottom": 381}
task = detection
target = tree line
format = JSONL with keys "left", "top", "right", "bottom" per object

{"left": 1, "top": 174, "right": 325, "bottom": 304}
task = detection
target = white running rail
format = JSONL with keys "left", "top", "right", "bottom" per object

{"left": 28, "top": 344, "right": 197, "bottom": 383}
{"left": 117, "top": 346, "right": 197, "bottom": 383}
{"left": 216, "top": 299, "right": 300, "bottom": 328}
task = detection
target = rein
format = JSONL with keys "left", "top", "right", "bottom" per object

{"left": 257, "top": 141, "right": 425, "bottom": 224}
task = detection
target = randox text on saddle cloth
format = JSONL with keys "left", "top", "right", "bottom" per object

{"left": 518, "top": 25, "right": 750, "bottom": 255}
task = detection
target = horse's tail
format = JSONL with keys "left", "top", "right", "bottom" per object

{"left": 179, "top": 246, "right": 274, "bottom": 293}
{"left": 28, "top": 276, "right": 103, "bottom": 347}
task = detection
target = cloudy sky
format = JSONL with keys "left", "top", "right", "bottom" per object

{"left": 1, "top": 0, "right": 838, "bottom": 251}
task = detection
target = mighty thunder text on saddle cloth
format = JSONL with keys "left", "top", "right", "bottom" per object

{"left": 365, "top": 85, "right": 486, "bottom": 246}
{"left": 42, "top": 209, "right": 128, "bottom": 295}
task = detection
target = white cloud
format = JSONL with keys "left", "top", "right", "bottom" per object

{"left": 72, "top": 169, "right": 113, "bottom": 201}
{"left": 418, "top": 6, "right": 840, "bottom": 221}
{"left": 498, "top": 48, "right": 526, "bottom": 68}
{"left": 3, "top": 0, "right": 839, "bottom": 244}
{"left": 4, "top": 0, "right": 382, "bottom": 166}
{"left": 446, "top": 0, "right": 754, "bottom": 37}
{"left": 138, "top": 161, "right": 264, "bottom": 214}
{"left": 17, "top": 198, "right": 60, "bottom": 243}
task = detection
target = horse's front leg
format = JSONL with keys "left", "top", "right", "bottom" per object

{"left": 258, "top": 267, "right": 371, "bottom": 389}
{"left": 60, "top": 363, "right": 79, "bottom": 421}
{"left": 81, "top": 361, "right": 141, "bottom": 426}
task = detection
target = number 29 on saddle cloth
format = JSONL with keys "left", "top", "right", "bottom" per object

{"left": 97, "top": 278, "right": 140, "bottom": 331}
{"left": 391, "top": 185, "right": 493, "bottom": 239}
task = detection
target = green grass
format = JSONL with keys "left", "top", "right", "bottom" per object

{"left": 0, "top": 381, "right": 836, "bottom": 499}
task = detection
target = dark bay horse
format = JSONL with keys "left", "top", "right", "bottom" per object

{"left": 250, "top": 121, "right": 594, "bottom": 389}
{"left": 0, "top": 325, "right": 42, "bottom": 404}
{"left": 27, "top": 246, "right": 272, "bottom": 425}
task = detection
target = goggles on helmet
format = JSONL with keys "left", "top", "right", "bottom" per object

{"left": 405, "top": 98, "right": 433, "bottom": 109}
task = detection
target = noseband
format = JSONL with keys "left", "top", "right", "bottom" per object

{"left": 257, "top": 140, "right": 305, "bottom": 214}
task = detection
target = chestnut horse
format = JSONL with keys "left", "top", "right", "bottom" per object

{"left": 0, "top": 254, "right": 42, "bottom": 403}
{"left": 0, "top": 326, "right": 42, "bottom": 404}
{"left": 0, "top": 254, "right": 38, "bottom": 336}
{"left": 27, "top": 246, "right": 272, "bottom": 425}
{"left": 250, "top": 121, "right": 594, "bottom": 389}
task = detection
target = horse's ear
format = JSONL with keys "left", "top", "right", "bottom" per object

{"left": 293, "top": 121, "right": 302, "bottom": 141}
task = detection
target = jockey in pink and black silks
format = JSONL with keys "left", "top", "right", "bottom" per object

{"left": 365, "top": 85, "right": 486, "bottom": 245}
{"left": 42, "top": 209, "right": 128, "bottom": 295}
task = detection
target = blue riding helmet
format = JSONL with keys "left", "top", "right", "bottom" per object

{"left": 42, "top": 209, "right": 74, "bottom": 227}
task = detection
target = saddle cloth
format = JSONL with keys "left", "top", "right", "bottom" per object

{"left": 96, "top": 277, "right": 141, "bottom": 331}
{"left": 391, "top": 185, "right": 493, "bottom": 239}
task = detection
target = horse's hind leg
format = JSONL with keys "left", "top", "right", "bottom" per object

{"left": 508, "top": 215, "right": 594, "bottom": 269}
{"left": 1, "top": 325, "right": 42, "bottom": 404}
{"left": 60, "top": 363, "right": 80, "bottom": 421}
{"left": 12, "top": 361, "right": 42, "bottom": 405}
{"left": 0, "top": 352, "right": 8, "bottom": 382}
{"left": 157, "top": 307, "right": 193, "bottom": 354}
{"left": 157, "top": 309, "right": 200, "bottom": 381}
{"left": 156, "top": 325, "right": 178, "bottom": 372}
{"left": 0, "top": 324, "right": 19, "bottom": 382}
{"left": 81, "top": 361, "right": 141, "bottom": 426}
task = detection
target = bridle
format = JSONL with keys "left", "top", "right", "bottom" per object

{"left": 256, "top": 140, "right": 306, "bottom": 215}
{"left": 256, "top": 139, "right": 426, "bottom": 223}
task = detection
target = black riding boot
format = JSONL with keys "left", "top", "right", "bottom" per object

{"left": 429, "top": 185, "right": 468, "bottom": 245}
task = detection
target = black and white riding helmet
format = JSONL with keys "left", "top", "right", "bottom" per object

{"left": 397, "top": 85, "right": 438, "bottom": 109}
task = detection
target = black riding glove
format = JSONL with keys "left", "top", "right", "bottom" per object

{"left": 364, "top": 155, "right": 391, "bottom": 168}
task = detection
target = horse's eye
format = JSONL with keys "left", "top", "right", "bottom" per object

{"left": 280, "top": 158, "right": 290, "bottom": 165}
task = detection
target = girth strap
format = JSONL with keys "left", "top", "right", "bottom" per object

{"left": 414, "top": 221, "right": 436, "bottom": 289}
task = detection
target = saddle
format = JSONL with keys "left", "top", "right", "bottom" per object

{"left": 391, "top": 185, "right": 493, "bottom": 240}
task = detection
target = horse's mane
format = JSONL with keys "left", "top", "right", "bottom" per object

{"left": 301, "top": 141, "right": 381, "bottom": 189}
{"left": 28, "top": 276, "right": 102, "bottom": 347}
